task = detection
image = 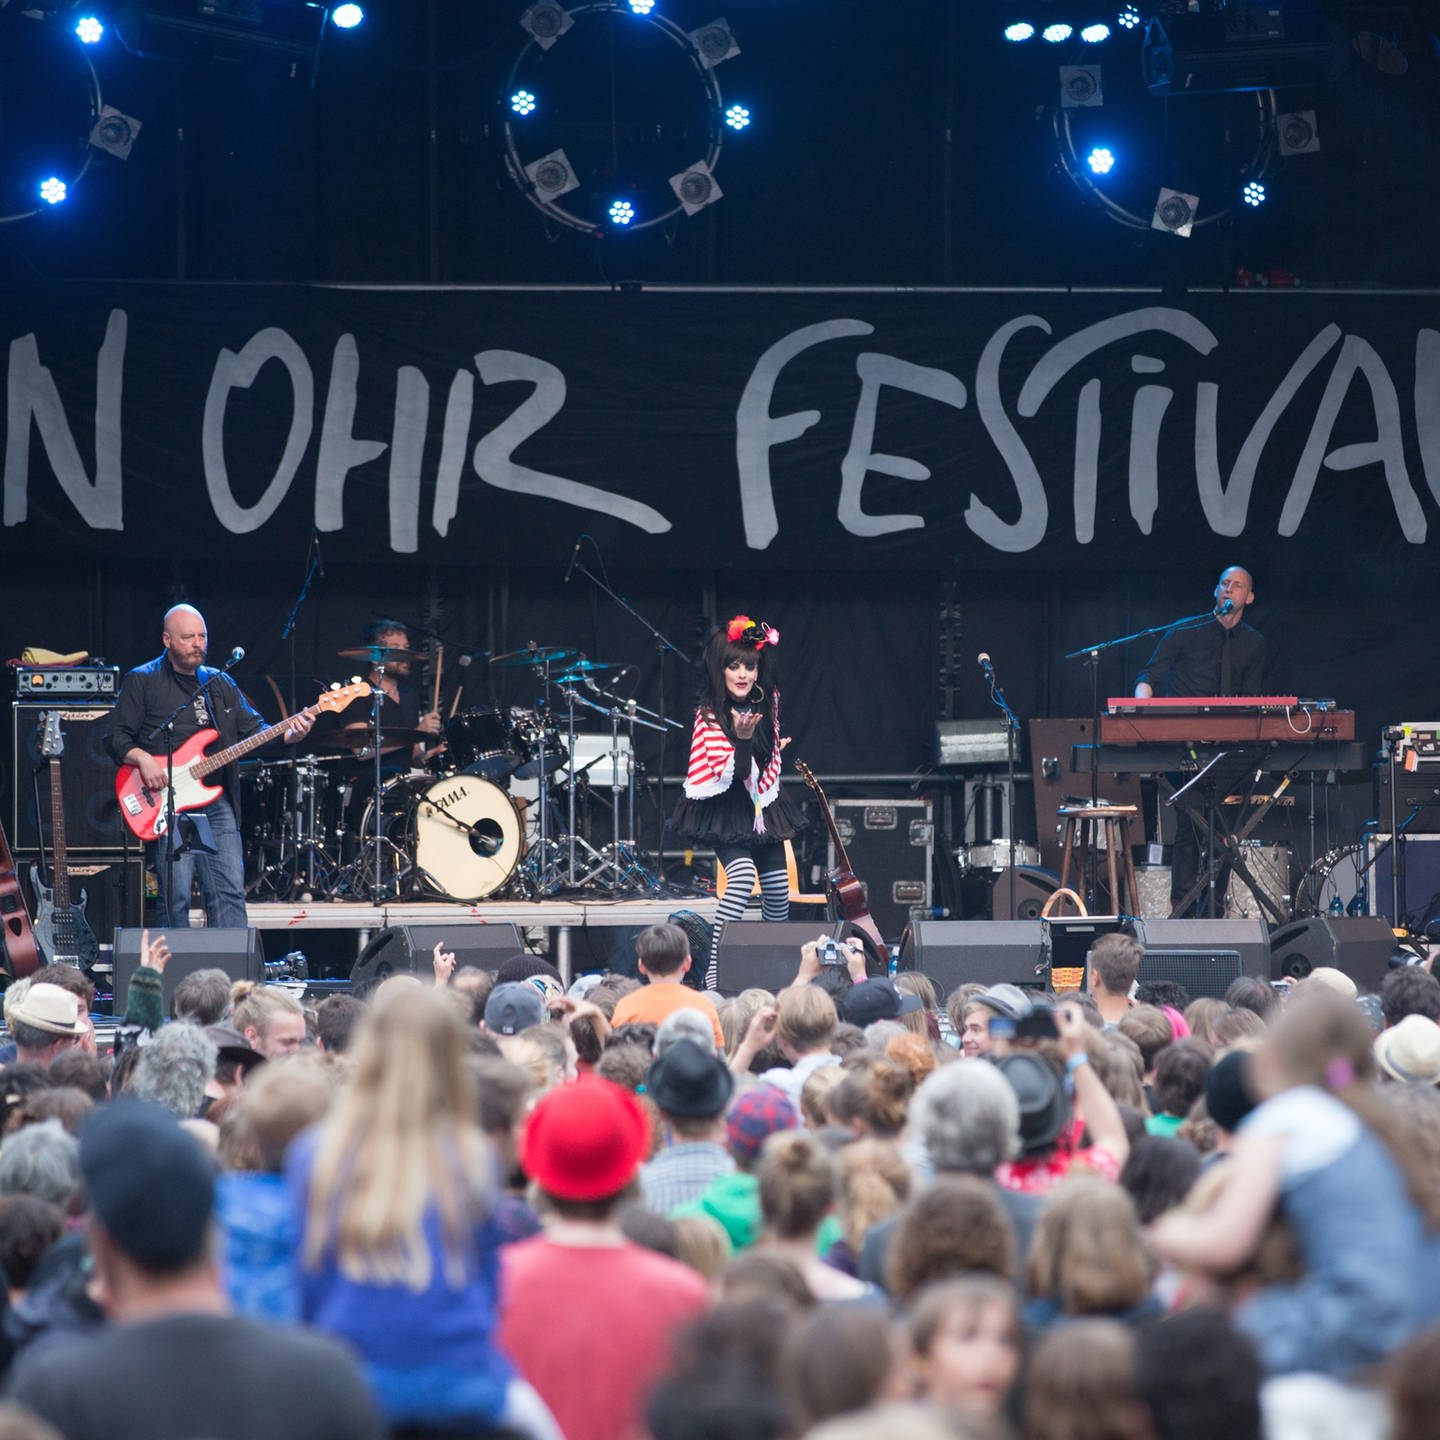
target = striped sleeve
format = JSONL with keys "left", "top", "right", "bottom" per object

{"left": 684, "top": 710, "right": 735, "bottom": 799}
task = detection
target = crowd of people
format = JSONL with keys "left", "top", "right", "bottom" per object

{"left": 0, "top": 923, "right": 1438, "bottom": 1440}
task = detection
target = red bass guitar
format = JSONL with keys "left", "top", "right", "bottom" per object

{"left": 115, "top": 682, "right": 370, "bottom": 842}
{"left": 796, "top": 760, "right": 885, "bottom": 951}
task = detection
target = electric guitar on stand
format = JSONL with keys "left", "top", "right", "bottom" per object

{"left": 796, "top": 760, "right": 886, "bottom": 952}
{"left": 30, "top": 711, "right": 100, "bottom": 970}
{"left": 115, "top": 682, "right": 370, "bottom": 842}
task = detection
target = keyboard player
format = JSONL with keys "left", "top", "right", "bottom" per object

{"left": 1134, "top": 566, "right": 1268, "bottom": 915}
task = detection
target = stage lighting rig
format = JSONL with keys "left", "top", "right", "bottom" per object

{"left": 500, "top": 1, "right": 749, "bottom": 237}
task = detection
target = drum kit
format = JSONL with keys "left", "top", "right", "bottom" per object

{"left": 240, "top": 639, "right": 682, "bottom": 904}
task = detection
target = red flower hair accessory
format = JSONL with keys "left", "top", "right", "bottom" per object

{"left": 725, "top": 615, "right": 780, "bottom": 649}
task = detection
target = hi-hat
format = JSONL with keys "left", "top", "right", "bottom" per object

{"left": 337, "top": 645, "right": 423, "bottom": 663}
{"left": 494, "top": 646, "right": 574, "bottom": 667}
{"left": 327, "top": 727, "right": 431, "bottom": 751}
{"left": 555, "top": 661, "right": 621, "bottom": 681}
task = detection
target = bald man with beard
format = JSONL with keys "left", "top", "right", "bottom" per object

{"left": 107, "top": 605, "right": 313, "bottom": 928}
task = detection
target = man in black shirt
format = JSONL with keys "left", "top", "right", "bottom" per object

{"left": 1134, "top": 567, "right": 1267, "bottom": 915}
{"left": 107, "top": 605, "right": 313, "bottom": 928}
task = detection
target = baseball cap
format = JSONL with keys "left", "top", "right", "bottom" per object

{"left": 844, "top": 978, "right": 923, "bottom": 1028}
{"left": 484, "top": 981, "right": 546, "bottom": 1036}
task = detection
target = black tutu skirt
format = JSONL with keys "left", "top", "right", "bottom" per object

{"left": 669, "top": 781, "right": 805, "bottom": 847}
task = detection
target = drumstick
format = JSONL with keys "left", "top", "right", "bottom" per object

{"left": 431, "top": 643, "right": 444, "bottom": 715}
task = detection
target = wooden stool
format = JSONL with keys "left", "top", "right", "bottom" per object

{"left": 1057, "top": 805, "right": 1140, "bottom": 916}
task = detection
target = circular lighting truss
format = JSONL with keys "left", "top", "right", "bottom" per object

{"left": 0, "top": 4, "right": 101, "bottom": 224}
{"left": 500, "top": 2, "right": 728, "bottom": 236}
{"left": 1054, "top": 80, "right": 1276, "bottom": 233}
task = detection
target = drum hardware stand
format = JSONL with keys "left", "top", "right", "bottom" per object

{"left": 550, "top": 674, "right": 611, "bottom": 887}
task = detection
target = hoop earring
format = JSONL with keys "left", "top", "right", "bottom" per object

{"left": 748, "top": 684, "right": 766, "bottom": 703}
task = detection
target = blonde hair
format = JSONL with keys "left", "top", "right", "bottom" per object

{"left": 800, "top": 1064, "right": 844, "bottom": 1129}
{"left": 775, "top": 984, "right": 837, "bottom": 1054}
{"left": 671, "top": 1213, "right": 732, "bottom": 1281}
{"left": 230, "top": 981, "right": 304, "bottom": 1041}
{"left": 719, "top": 988, "right": 774, "bottom": 1058}
{"left": 301, "top": 985, "right": 492, "bottom": 1290}
{"left": 1025, "top": 1178, "right": 1151, "bottom": 1315}
{"left": 218, "top": 1052, "right": 339, "bottom": 1173}
{"left": 836, "top": 1138, "right": 912, "bottom": 1252}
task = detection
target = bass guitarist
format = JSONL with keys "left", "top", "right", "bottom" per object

{"left": 106, "top": 604, "right": 314, "bottom": 928}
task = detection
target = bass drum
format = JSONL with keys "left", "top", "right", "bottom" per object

{"left": 362, "top": 773, "right": 524, "bottom": 901}
{"left": 1294, "top": 842, "right": 1364, "bottom": 918}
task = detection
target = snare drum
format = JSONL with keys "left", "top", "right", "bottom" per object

{"left": 959, "top": 839, "right": 1042, "bottom": 873}
{"left": 446, "top": 709, "right": 522, "bottom": 780}
{"left": 361, "top": 772, "right": 523, "bottom": 901}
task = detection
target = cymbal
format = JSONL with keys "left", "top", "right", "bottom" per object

{"left": 555, "top": 663, "right": 621, "bottom": 682}
{"left": 326, "top": 727, "right": 431, "bottom": 751}
{"left": 494, "top": 646, "right": 575, "bottom": 667}
{"left": 336, "top": 645, "right": 424, "bottom": 663}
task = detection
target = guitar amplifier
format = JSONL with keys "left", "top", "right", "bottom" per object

{"left": 11, "top": 704, "right": 125, "bottom": 853}
{"left": 826, "top": 798, "right": 933, "bottom": 945}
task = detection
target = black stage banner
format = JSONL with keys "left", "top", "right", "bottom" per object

{"left": 2, "top": 284, "right": 1438, "bottom": 570}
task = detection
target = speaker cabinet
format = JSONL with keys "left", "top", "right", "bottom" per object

{"left": 897, "top": 921, "right": 1048, "bottom": 997}
{"left": 350, "top": 922, "right": 526, "bottom": 988}
{"left": 1138, "top": 949, "right": 1244, "bottom": 1001}
{"left": 990, "top": 866, "right": 1062, "bottom": 922}
{"left": 1267, "top": 915, "right": 1397, "bottom": 992}
{"left": 35, "top": 852, "right": 143, "bottom": 954}
{"left": 712, "top": 921, "right": 844, "bottom": 996}
{"left": 113, "top": 927, "right": 264, "bottom": 1011}
{"left": 1134, "top": 918, "right": 1270, "bottom": 981}
{"left": 1366, "top": 835, "right": 1440, "bottom": 927}
{"left": 12, "top": 705, "right": 125, "bottom": 853}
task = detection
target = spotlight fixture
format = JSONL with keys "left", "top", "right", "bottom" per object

{"left": 331, "top": 4, "right": 363, "bottom": 28}
{"left": 1242, "top": 179, "right": 1266, "bottom": 205}
{"left": 668, "top": 159, "right": 723, "bottom": 214}
{"left": 1276, "top": 109, "right": 1319, "bottom": 155}
{"left": 74, "top": 16, "right": 104, "bottom": 43}
{"left": 1152, "top": 186, "right": 1199, "bottom": 236}
{"left": 1118, "top": 4, "right": 1141, "bottom": 28}
{"left": 39, "top": 177, "right": 68, "bottom": 205}
{"left": 608, "top": 198, "right": 635, "bottom": 225}
{"left": 628, "top": 0, "right": 655, "bottom": 11}
{"left": 89, "top": 106, "right": 143, "bottom": 161}
{"left": 1004, "top": 21, "right": 1036, "bottom": 40}
{"left": 511, "top": 88, "right": 537, "bottom": 115}
{"left": 1087, "top": 146, "right": 1115, "bottom": 174}
{"left": 1043, "top": 22, "right": 1074, "bottom": 42}
{"left": 687, "top": 17, "right": 739, "bottom": 69}
{"left": 519, "top": 1, "right": 572, "bottom": 49}
{"left": 724, "top": 103, "right": 750, "bottom": 130}
{"left": 1081, "top": 22, "right": 1111, "bottom": 42}
{"left": 1060, "top": 64, "right": 1103, "bottom": 106}
{"left": 524, "top": 148, "right": 579, "bottom": 199}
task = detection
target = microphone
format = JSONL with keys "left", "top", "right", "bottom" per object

{"left": 1218, "top": 598, "right": 1234, "bottom": 616}
{"left": 977, "top": 651, "right": 994, "bottom": 676}
{"left": 564, "top": 537, "right": 582, "bottom": 584}
{"left": 224, "top": 646, "right": 245, "bottom": 669}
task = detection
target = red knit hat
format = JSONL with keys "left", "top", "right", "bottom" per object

{"left": 520, "top": 1077, "right": 650, "bottom": 1202}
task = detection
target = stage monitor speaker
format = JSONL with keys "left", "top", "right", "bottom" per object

{"left": 350, "top": 923, "right": 527, "bottom": 989}
{"left": 1134, "top": 918, "right": 1269, "bottom": 981}
{"left": 897, "top": 921, "right": 1047, "bottom": 997}
{"left": 712, "top": 921, "right": 844, "bottom": 996}
{"left": 11, "top": 704, "right": 126, "bottom": 852}
{"left": 1267, "top": 915, "right": 1398, "bottom": 992}
{"left": 990, "top": 866, "right": 1062, "bottom": 922}
{"left": 1138, "top": 949, "right": 1244, "bottom": 1001}
{"left": 113, "top": 928, "right": 264, "bottom": 1011}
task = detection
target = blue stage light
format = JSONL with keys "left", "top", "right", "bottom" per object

{"left": 332, "top": 3, "right": 364, "bottom": 28}
{"left": 1004, "top": 21, "right": 1036, "bottom": 40}
{"left": 609, "top": 199, "right": 635, "bottom": 225}
{"left": 1117, "top": 3, "right": 1141, "bottom": 26}
{"left": 629, "top": 0, "right": 656, "bottom": 11}
{"left": 724, "top": 104, "right": 750, "bottom": 130}
{"left": 74, "top": 15, "right": 104, "bottom": 43}
{"left": 1081, "top": 22, "right": 1111, "bottom": 41}
{"left": 1087, "top": 146, "right": 1116, "bottom": 174}
{"left": 1243, "top": 180, "right": 1267, "bottom": 206}
{"left": 1043, "top": 22, "right": 1074, "bottom": 42}
{"left": 39, "top": 178, "right": 67, "bottom": 206}
{"left": 511, "top": 89, "right": 537, "bottom": 116}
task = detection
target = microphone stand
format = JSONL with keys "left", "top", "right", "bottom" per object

{"left": 279, "top": 529, "right": 323, "bottom": 714}
{"left": 1064, "top": 608, "right": 1220, "bottom": 912}
{"left": 569, "top": 552, "right": 688, "bottom": 880}
{"left": 980, "top": 658, "right": 1022, "bottom": 922}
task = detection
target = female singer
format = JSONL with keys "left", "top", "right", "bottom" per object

{"left": 671, "top": 615, "right": 804, "bottom": 987}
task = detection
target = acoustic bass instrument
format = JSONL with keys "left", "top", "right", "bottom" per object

{"left": 795, "top": 760, "right": 885, "bottom": 951}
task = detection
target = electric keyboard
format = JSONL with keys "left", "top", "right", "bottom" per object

{"left": 1101, "top": 697, "right": 1355, "bottom": 745}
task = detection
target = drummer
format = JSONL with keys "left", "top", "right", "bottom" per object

{"left": 323, "top": 619, "right": 442, "bottom": 857}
